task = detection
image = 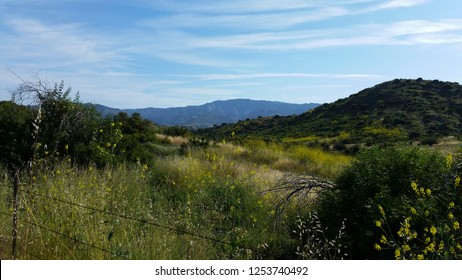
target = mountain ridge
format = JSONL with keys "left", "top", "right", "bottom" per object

{"left": 95, "top": 98, "right": 319, "bottom": 128}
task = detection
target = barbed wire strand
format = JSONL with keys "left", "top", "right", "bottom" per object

{"left": 0, "top": 210, "right": 128, "bottom": 259}
{"left": 0, "top": 211, "right": 42, "bottom": 259}
{"left": 21, "top": 190, "right": 274, "bottom": 258}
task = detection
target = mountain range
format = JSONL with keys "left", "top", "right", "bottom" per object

{"left": 95, "top": 99, "right": 319, "bottom": 128}
{"left": 197, "top": 78, "right": 462, "bottom": 144}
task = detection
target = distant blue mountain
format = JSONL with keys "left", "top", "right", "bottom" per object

{"left": 94, "top": 99, "right": 319, "bottom": 128}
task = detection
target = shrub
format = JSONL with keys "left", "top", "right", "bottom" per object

{"left": 375, "top": 158, "right": 462, "bottom": 259}
{"left": 316, "top": 146, "right": 449, "bottom": 259}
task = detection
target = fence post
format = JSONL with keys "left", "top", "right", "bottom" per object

{"left": 12, "top": 167, "right": 20, "bottom": 260}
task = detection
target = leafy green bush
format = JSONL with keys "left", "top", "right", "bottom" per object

{"left": 375, "top": 157, "right": 462, "bottom": 259}
{"left": 316, "top": 146, "right": 449, "bottom": 259}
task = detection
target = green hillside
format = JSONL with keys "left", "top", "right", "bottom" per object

{"left": 197, "top": 78, "right": 462, "bottom": 146}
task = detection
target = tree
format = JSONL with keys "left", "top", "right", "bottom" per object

{"left": 0, "top": 101, "right": 35, "bottom": 171}
{"left": 7, "top": 77, "right": 102, "bottom": 167}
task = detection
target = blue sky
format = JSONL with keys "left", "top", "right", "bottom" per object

{"left": 1, "top": 0, "right": 462, "bottom": 108}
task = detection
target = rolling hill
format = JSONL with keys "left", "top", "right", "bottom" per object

{"left": 197, "top": 79, "right": 462, "bottom": 145}
{"left": 95, "top": 99, "right": 319, "bottom": 128}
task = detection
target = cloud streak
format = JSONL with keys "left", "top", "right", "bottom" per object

{"left": 188, "top": 19, "right": 462, "bottom": 51}
{"left": 0, "top": 17, "right": 125, "bottom": 77}
{"left": 193, "top": 73, "right": 385, "bottom": 81}
{"left": 139, "top": 0, "right": 430, "bottom": 31}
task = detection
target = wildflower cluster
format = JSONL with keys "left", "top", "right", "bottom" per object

{"left": 375, "top": 174, "right": 462, "bottom": 259}
{"left": 94, "top": 121, "right": 124, "bottom": 165}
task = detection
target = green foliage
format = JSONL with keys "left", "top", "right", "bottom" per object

{"left": 1, "top": 80, "right": 177, "bottom": 168}
{"left": 198, "top": 79, "right": 462, "bottom": 147}
{"left": 113, "top": 112, "right": 172, "bottom": 163}
{"left": 163, "top": 125, "right": 191, "bottom": 137}
{"left": 0, "top": 101, "right": 35, "bottom": 170}
{"left": 316, "top": 146, "right": 449, "bottom": 259}
{"left": 375, "top": 157, "right": 462, "bottom": 259}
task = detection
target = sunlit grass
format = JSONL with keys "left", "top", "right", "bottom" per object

{"left": 0, "top": 139, "right": 353, "bottom": 260}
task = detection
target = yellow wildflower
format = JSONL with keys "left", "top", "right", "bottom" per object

{"left": 454, "top": 221, "right": 460, "bottom": 230}
{"left": 410, "top": 207, "right": 417, "bottom": 215}
{"left": 425, "top": 188, "right": 431, "bottom": 196}
{"left": 420, "top": 187, "right": 425, "bottom": 195}
{"left": 411, "top": 182, "right": 418, "bottom": 193}
{"left": 449, "top": 202, "right": 455, "bottom": 209}
{"left": 448, "top": 212, "right": 454, "bottom": 220}
{"left": 374, "top": 244, "right": 382, "bottom": 251}
{"left": 430, "top": 226, "right": 437, "bottom": 235}
{"left": 380, "top": 235, "right": 387, "bottom": 244}
{"left": 378, "top": 205, "right": 386, "bottom": 217}
{"left": 446, "top": 154, "right": 453, "bottom": 168}
{"left": 403, "top": 244, "right": 411, "bottom": 252}
{"left": 417, "top": 254, "right": 424, "bottom": 260}
{"left": 455, "top": 176, "right": 461, "bottom": 187}
{"left": 375, "top": 220, "right": 382, "bottom": 228}
{"left": 398, "top": 227, "right": 404, "bottom": 237}
{"left": 426, "top": 242, "right": 436, "bottom": 253}
{"left": 395, "top": 249, "right": 401, "bottom": 259}
{"left": 438, "top": 241, "right": 445, "bottom": 253}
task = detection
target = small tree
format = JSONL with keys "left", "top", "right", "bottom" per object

{"left": 6, "top": 77, "right": 102, "bottom": 168}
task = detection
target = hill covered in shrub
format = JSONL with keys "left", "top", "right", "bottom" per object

{"left": 198, "top": 78, "right": 462, "bottom": 145}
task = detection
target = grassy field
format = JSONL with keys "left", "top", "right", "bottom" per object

{"left": 0, "top": 139, "right": 352, "bottom": 259}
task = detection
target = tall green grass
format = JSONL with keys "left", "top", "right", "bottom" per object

{"left": 0, "top": 140, "right": 352, "bottom": 259}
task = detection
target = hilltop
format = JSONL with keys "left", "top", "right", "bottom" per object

{"left": 95, "top": 99, "right": 319, "bottom": 128}
{"left": 197, "top": 79, "right": 462, "bottom": 146}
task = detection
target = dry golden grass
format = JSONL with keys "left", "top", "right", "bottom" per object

{"left": 156, "top": 134, "right": 189, "bottom": 146}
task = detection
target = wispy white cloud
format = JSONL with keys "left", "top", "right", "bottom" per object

{"left": 138, "top": 0, "right": 430, "bottom": 31}
{"left": 193, "top": 73, "right": 384, "bottom": 81}
{"left": 139, "top": 7, "right": 349, "bottom": 30}
{"left": 141, "top": 0, "right": 378, "bottom": 14}
{"left": 189, "top": 19, "right": 462, "bottom": 51}
{"left": 151, "top": 51, "right": 250, "bottom": 69}
{"left": 381, "top": 19, "right": 462, "bottom": 36}
{"left": 375, "top": 0, "right": 429, "bottom": 9}
{"left": 0, "top": 17, "right": 122, "bottom": 73}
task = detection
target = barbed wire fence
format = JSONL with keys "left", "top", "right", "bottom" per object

{"left": 0, "top": 185, "right": 280, "bottom": 260}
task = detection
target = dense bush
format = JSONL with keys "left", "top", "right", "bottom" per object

{"left": 316, "top": 146, "right": 450, "bottom": 259}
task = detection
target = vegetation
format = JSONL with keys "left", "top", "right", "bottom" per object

{"left": 1, "top": 78, "right": 461, "bottom": 260}
{"left": 198, "top": 79, "right": 462, "bottom": 151}
{"left": 316, "top": 146, "right": 461, "bottom": 259}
